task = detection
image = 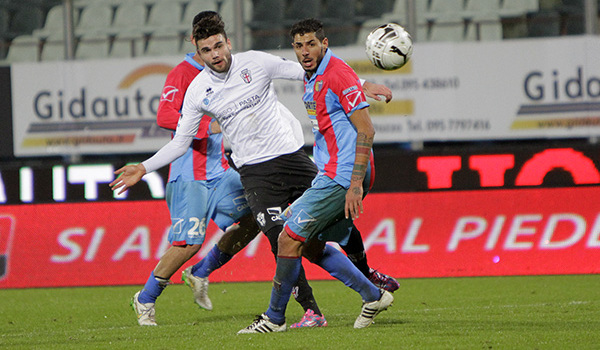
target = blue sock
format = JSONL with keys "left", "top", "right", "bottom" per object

{"left": 191, "top": 245, "right": 233, "bottom": 278}
{"left": 138, "top": 272, "right": 169, "bottom": 304}
{"left": 265, "top": 256, "right": 301, "bottom": 325}
{"left": 317, "top": 245, "right": 381, "bottom": 302}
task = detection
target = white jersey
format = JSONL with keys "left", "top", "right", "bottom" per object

{"left": 143, "top": 51, "right": 305, "bottom": 172}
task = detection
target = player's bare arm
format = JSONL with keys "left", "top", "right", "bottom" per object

{"left": 362, "top": 81, "right": 392, "bottom": 103}
{"left": 109, "top": 163, "right": 147, "bottom": 195}
{"left": 346, "top": 108, "right": 375, "bottom": 220}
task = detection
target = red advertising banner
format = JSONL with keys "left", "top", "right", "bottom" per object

{"left": 1, "top": 187, "right": 599, "bottom": 289}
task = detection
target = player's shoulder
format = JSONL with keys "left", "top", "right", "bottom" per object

{"left": 324, "top": 55, "right": 358, "bottom": 81}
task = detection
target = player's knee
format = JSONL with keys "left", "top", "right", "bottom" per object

{"left": 277, "top": 230, "right": 302, "bottom": 258}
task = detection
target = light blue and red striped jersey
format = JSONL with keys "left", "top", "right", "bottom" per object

{"left": 302, "top": 48, "right": 375, "bottom": 189}
{"left": 156, "top": 53, "right": 229, "bottom": 182}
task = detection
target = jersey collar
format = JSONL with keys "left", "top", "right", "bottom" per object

{"left": 185, "top": 52, "right": 204, "bottom": 71}
{"left": 306, "top": 48, "right": 332, "bottom": 83}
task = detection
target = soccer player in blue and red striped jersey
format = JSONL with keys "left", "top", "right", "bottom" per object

{"left": 239, "top": 18, "right": 393, "bottom": 333}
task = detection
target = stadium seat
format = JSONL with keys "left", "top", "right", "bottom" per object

{"left": 113, "top": 3, "right": 149, "bottom": 30}
{"left": 181, "top": 0, "right": 218, "bottom": 30}
{"left": 147, "top": 0, "right": 184, "bottom": 29}
{"left": 465, "top": 0, "right": 500, "bottom": 12}
{"left": 5, "top": 34, "right": 41, "bottom": 62}
{"left": 144, "top": 28, "right": 184, "bottom": 57}
{"left": 76, "top": 3, "right": 115, "bottom": 35}
{"left": 110, "top": 32, "right": 146, "bottom": 58}
{"left": 464, "top": 13, "right": 503, "bottom": 41}
{"left": 428, "top": 0, "right": 465, "bottom": 13}
{"left": 40, "top": 32, "right": 67, "bottom": 61}
{"left": 500, "top": 0, "right": 539, "bottom": 16}
{"left": 428, "top": 17, "right": 466, "bottom": 42}
{"left": 35, "top": 5, "right": 65, "bottom": 37}
{"left": 75, "top": 32, "right": 111, "bottom": 59}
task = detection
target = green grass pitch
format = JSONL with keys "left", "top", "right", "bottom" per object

{"left": 1, "top": 275, "right": 599, "bottom": 349}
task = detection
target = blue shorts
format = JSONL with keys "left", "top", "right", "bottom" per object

{"left": 165, "top": 168, "right": 251, "bottom": 246}
{"left": 282, "top": 175, "right": 356, "bottom": 246}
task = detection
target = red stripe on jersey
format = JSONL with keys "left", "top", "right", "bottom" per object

{"left": 192, "top": 138, "right": 208, "bottom": 179}
{"left": 191, "top": 117, "right": 212, "bottom": 180}
{"left": 220, "top": 141, "right": 229, "bottom": 170}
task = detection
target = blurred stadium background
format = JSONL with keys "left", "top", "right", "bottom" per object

{"left": 0, "top": 0, "right": 600, "bottom": 289}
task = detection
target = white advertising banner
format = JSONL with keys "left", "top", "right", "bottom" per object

{"left": 11, "top": 57, "right": 180, "bottom": 156}
{"left": 11, "top": 36, "right": 600, "bottom": 156}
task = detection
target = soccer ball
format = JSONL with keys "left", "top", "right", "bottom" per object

{"left": 365, "top": 23, "right": 413, "bottom": 70}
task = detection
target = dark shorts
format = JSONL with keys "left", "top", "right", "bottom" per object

{"left": 238, "top": 149, "right": 318, "bottom": 235}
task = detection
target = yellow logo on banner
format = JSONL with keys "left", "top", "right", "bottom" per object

{"left": 348, "top": 60, "right": 413, "bottom": 75}
{"left": 118, "top": 64, "right": 174, "bottom": 89}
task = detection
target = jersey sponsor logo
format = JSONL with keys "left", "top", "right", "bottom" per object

{"left": 240, "top": 69, "right": 252, "bottom": 84}
{"left": 303, "top": 101, "right": 316, "bottom": 116}
{"left": 344, "top": 89, "right": 363, "bottom": 108}
{"left": 161, "top": 86, "right": 179, "bottom": 102}
{"left": 342, "top": 85, "right": 358, "bottom": 95}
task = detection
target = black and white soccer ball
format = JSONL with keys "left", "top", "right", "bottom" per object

{"left": 365, "top": 23, "right": 413, "bottom": 70}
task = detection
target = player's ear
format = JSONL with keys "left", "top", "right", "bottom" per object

{"left": 227, "top": 38, "right": 232, "bottom": 50}
{"left": 322, "top": 37, "right": 328, "bottom": 49}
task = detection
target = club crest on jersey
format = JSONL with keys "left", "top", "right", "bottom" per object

{"left": 240, "top": 69, "right": 252, "bottom": 84}
{"left": 315, "top": 80, "right": 323, "bottom": 92}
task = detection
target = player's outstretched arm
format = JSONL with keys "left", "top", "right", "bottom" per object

{"left": 362, "top": 81, "right": 392, "bottom": 103}
{"left": 363, "top": 81, "right": 392, "bottom": 103}
{"left": 110, "top": 163, "right": 147, "bottom": 195}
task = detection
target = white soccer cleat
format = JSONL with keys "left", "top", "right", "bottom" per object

{"left": 181, "top": 266, "right": 213, "bottom": 311}
{"left": 354, "top": 290, "right": 393, "bottom": 329}
{"left": 237, "top": 313, "right": 287, "bottom": 334}
{"left": 131, "top": 291, "right": 157, "bottom": 326}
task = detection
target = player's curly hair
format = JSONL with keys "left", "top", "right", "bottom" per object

{"left": 290, "top": 18, "right": 325, "bottom": 42}
{"left": 192, "top": 11, "right": 227, "bottom": 41}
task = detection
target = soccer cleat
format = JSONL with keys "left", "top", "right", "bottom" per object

{"left": 181, "top": 266, "right": 213, "bottom": 311}
{"left": 131, "top": 291, "right": 157, "bottom": 326}
{"left": 368, "top": 268, "right": 400, "bottom": 293}
{"left": 290, "top": 309, "right": 328, "bottom": 328}
{"left": 238, "top": 313, "right": 286, "bottom": 334}
{"left": 354, "top": 290, "right": 394, "bottom": 329}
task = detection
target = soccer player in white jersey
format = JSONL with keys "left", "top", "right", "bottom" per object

{"left": 111, "top": 13, "right": 398, "bottom": 330}
{"left": 123, "top": 11, "right": 324, "bottom": 328}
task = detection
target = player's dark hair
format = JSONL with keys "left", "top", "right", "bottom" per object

{"left": 193, "top": 11, "right": 227, "bottom": 41}
{"left": 192, "top": 10, "right": 220, "bottom": 27}
{"left": 290, "top": 18, "right": 325, "bottom": 42}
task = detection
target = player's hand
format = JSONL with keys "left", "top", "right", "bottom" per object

{"left": 362, "top": 81, "right": 392, "bottom": 103}
{"left": 345, "top": 185, "right": 364, "bottom": 220}
{"left": 210, "top": 120, "right": 222, "bottom": 134}
{"left": 109, "top": 163, "right": 146, "bottom": 195}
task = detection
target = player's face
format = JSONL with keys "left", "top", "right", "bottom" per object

{"left": 292, "top": 32, "right": 328, "bottom": 76}
{"left": 196, "top": 34, "right": 233, "bottom": 73}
